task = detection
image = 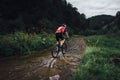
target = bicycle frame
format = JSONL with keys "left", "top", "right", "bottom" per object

{"left": 51, "top": 39, "right": 67, "bottom": 58}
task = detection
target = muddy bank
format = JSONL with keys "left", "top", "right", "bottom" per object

{"left": 0, "top": 38, "right": 86, "bottom": 80}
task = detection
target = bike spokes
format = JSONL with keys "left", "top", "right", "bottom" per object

{"left": 51, "top": 41, "right": 67, "bottom": 58}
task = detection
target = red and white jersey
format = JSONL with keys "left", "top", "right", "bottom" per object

{"left": 55, "top": 26, "right": 66, "bottom": 33}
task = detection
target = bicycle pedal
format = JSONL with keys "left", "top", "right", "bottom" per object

{"left": 53, "top": 56, "right": 57, "bottom": 58}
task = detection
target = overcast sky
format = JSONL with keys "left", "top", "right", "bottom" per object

{"left": 66, "top": 0, "right": 120, "bottom": 18}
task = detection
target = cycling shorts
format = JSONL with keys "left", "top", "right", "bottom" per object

{"left": 55, "top": 33, "right": 64, "bottom": 41}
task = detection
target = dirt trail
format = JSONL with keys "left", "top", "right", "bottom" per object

{"left": 0, "top": 38, "right": 86, "bottom": 80}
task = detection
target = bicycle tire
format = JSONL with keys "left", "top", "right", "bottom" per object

{"left": 51, "top": 40, "right": 67, "bottom": 58}
{"left": 51, "top": 46, "right": 59, "bottom": 58}
{"left": 62, "top": 41, "right": 67, "bottom": 53}
{"left": 64, "top": 42, "right": 67, "bottom": 50}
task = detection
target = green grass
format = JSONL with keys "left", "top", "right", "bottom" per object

{"left": 71, "top": 35, "right": 120, "bottom": 80}
{"left": 0, "top": 32, "right": 55, "bottom": 57}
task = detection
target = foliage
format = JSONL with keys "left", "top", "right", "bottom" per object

{"left": 38, "top": 19, "right": 58, "bottom": 33}
{"left": 0, "top": 0, "right": 119, "bottom": 35}
{"left": 71, "top": 35, "right": 120, "bottom": 80}
{"left": 0, "top": 0, "right": 87, "bottom": 34}
{"left": 116, "top": 11, "right": 120, "bottom": 29}
{"left": 0, "top": 32, "right": 55, "bottom": 56}
{"left": 86, "top": 15, "right": 115, "bottom": 35}
{"left": 85, "top": 12, "right": 120, "bottom": 35}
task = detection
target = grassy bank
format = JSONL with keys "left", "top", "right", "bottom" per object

{"left": 0, "top": 32, "right": 55, "bottom": 57}
{"left": 72, "top": 34, "right": 120, "bottom": 80}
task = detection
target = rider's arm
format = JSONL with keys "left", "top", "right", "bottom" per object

{"left": 65, "top": 31, "right": 69, "bottom": 38}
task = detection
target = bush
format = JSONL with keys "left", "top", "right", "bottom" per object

{"left": 0, "top": 32, "right": 55, "bottom": 56}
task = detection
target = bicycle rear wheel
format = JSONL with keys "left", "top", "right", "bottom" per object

{"left": 51, "top": 46, "right": 59, "bottom": 58}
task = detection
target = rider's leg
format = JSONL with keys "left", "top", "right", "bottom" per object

{"left": 55, "top": 33, "right": 59, "bottom": 46}
{"left": 56, "top": 41, "right": 59, "bottom": 45}
{"left": 55, "top": 33, "right": 60, "bottom": 51}
{"left": 60, "top": 39, "right": 65, "bottom": 47}
{"left": 60, "top": 33, "right": 65, "bottom": 47}
{"left": 60, "top": 39, "right": 66, "bottom": 54}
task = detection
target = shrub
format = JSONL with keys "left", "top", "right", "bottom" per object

{"left": 0, "top": 32, "right": 55, "bottom": 56}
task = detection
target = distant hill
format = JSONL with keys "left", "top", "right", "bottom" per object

{"left": 88, "top": 15, "right": 115, "bottom": 30}
{"left": 86, "top": 14, "right": 120, "bottom": 34}
{"left": 99, "top": 11, "right": 120, "bottom": 34}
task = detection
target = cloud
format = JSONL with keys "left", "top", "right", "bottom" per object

{"left": 66, "top": 0, "right": 120, "bottom": 18}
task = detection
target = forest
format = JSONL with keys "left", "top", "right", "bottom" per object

{"left": 0, "top": 0, "right": 87, "bottom": 35}
{"left": 0, "top": 0, "right": 120, "bottom": 35}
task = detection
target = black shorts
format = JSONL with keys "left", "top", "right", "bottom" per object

{"left": 55, "top": 33, "right": 64, "bottom": 41}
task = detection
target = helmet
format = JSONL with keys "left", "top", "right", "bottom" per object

{"left": 62, "top": 24, "right": 67, "bottom": 27}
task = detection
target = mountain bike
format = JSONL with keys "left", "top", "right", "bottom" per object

{"left": 51, "top": 39, "right": 68, "bottom": 58}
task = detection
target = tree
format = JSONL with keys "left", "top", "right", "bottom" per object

{"left": 116, "top": 11, "right": 120, "bottom": 29}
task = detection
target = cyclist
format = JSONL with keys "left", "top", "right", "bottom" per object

{"left": 55, "top": 24, "right": 69, "bottom": 49}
